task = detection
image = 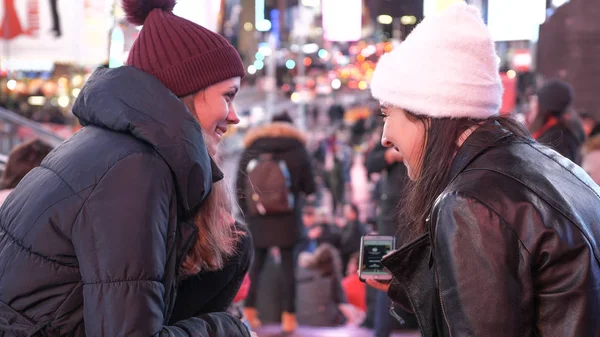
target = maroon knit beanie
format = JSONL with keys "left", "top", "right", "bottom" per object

{"left": 122, "top": 0, "right": 245, "bottom": 97}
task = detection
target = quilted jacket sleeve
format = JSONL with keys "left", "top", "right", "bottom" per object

{"left": 432, "top": 192, "right": 522, "bottom": 337}
{"left": 72, "top": 152, "right": 250, "bottom": 337}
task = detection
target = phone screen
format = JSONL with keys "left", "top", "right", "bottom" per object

{"left": 361, "top": 239, "right": 394, "bottom": 275}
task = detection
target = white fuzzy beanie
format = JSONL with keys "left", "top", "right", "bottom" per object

{"left": 370, "top": 2, "right": 503, "bottom": 119}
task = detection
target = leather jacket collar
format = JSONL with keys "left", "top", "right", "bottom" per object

{"left": 448, "top": 123, "right": 513, "bottom": 184}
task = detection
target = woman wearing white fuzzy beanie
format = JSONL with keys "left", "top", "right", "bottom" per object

{"left": 366, "top": 2, "right": 600, "bottom": 337}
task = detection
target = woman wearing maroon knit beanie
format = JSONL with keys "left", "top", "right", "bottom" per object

{"left": 0, "top": 1, "right": 256, "bottom": 336}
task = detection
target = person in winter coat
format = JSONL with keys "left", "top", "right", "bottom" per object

{"left": 237, "top": 113, "right": 316, "bottom": 333}
{"left": 0, "top": 138, "right": 53, "bottom": 204}
{"left": 365, "top": 141, "right": 413, "bottom": 337}
{"left": 581, "top": 134, "right": 600, "bottom": 185}
{"left": 527, "top": 79, "right": 586, "bottom": 163}
{"left": 334, "top": 203, "right": 368, "bottom": 273}
{"left": 367, "top": 3, "right": 600, "bottom": 337}
{"left": 0, "top": 1, "right": 255, "bottom": 336}
{"left": 296, "top": 243, "right": 346, "bottom": 326}
{"left": 314, "top": 133, "right": 352, "bottom": 214}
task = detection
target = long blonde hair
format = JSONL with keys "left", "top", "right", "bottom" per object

{"left": 181, "top": 96, "right": 244, "bottom": 275}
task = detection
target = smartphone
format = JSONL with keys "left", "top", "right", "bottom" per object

{"left": 358, "top": 235, "right": 396, "bottom": 282}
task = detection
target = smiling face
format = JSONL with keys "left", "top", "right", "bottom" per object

{"left": 380, "top": 105, "right": 427, "bottom": 180}
{"left": 187, "top": 77, "right": 241, "bottom": 151}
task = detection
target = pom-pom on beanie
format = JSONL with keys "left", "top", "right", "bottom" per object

{"left": 370, "top": 2, "right": 503, "bottom": 119}
{"left": 122, "top": 0, "right": 245, "bottom": 97}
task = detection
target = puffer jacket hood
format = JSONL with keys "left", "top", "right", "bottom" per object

{"left": 73, "top": 66, "right": 220, "bottom": 213}
{"left": 243, "top": 122, "right": 307, "bottom": 149}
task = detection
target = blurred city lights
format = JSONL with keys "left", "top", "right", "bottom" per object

{"left": 318, "top": 49, "right": 329, "bottom": 59}
{"left": 27, "top": 96, "right": 45, "bottom": 106}
{"left": 303, "top": 57, "right": 312, "bottom": 66}
{"left": 302, "top": 43, "right": 319, "bottom": 54}
{"left": 507, "top": 70, "right": 517, "bottom": 79}
{"left": 254, "top": 60, "right": 265, "bottom": 70}
{"left": 58, "top": 95, "right": 70, "bottom": 108}
{"left": 72, "top": 88, "right": 81, "bottom": 98}
{"left": 71, "top": 75, "right": 83, "bottom": 87}
{"left": 256, "top": 20, "right": 272, "bottom": 32}
{"left": 358, "top": 81, "right": 368, "bottom": 90}
{"left": 322, "top": 0, "right": 362, "bottom": 41}
{"left": 331, "top": 79, "right": 341, "bottom": 90}
{"left": 401, "top": 16, "right": 417, "bottom": 25}
{"left": 6, "top": 79, "right": 16, "bottom": 90}
{"left": 258, "top": 44, "right": 272, "bottom": 56}
{"left": 552, "top": 0, "right": 569, "bottom": 7}
{"left": 361, "top": 45, "right": 376, "bottom": 57}
{"left": 58, "top": 77, "right": 68, "bottom": 87}
{"left": 301, "top": 0, "right": 319, "bottom": 7}
{"left": 286, "top": 60, "right": 296, "bottom": 69}
{"left": 247, "top": 65, "right": 257, "bottom": 75}
{"left": 290, "top": 92, "right": 300, "bottom": 103}
{"left": 336, "top": 55, "right": 350, "bottom": 66}
{"left": 243, "top": 22, "right": 254, "bottom": 31}
{"left": 513, "top": 53, "right": 532, "bottom": 69}
{"left": 255, "top": 52, "right": 265, "bottom": 61}
{"left": 377, "top": 15, "right": 393, "bottom": 25}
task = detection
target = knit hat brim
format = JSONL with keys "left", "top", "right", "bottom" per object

{"left": 155, "top": 45, "right": 245, "bottom": 97}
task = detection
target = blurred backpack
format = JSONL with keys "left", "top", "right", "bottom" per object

{"left": 245, "top": 153, "right": 294, "bottom": 216}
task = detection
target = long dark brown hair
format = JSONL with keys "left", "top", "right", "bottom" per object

{"left": 397, "top": 112, "right": 531, "bottom": 245}
{"left": 180, "top": 95, "right": 245, "bottom": 276}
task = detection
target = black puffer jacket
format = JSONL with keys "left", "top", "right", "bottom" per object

{"left": 237, "top": 122, "right": 316, "bottom": 248}
{"left": 0, "top": 67, "right": 251, "bottom": 337}
{"left": 382, "top": 125, "right": 600, "bottom": 337}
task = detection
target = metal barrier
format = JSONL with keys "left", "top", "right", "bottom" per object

{"left": 0, "top": 107, "right": 66, "bottom": 155}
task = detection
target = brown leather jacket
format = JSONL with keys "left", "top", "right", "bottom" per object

{"left": 382, "top": 125, "right": 600, "bottom": 337}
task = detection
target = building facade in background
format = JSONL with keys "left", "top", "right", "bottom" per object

{"left": 537, "top": 0, "right": 600, "bottom": 117}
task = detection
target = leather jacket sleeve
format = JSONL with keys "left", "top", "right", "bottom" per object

{"left": 387, "top": 279, "right": 414, "bottom": 314}
{"left": 432, "top": 192, "right": 522, "bottom": 337}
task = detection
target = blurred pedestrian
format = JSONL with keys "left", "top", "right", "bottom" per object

{"left": 365, "top": 141, "right": 414, "bottom": 336}
{"left": 0, "top": 138, "right": 52, "bottom": 204}
{"left": 579, "top": 111, "right": 598, "bottom": 137}
{"left": 237, "top": 112, "right": 316, "bottom": 334}
{"left": 368, "top": 3, "right": 600, "bottom": 337}
{"left": 314, "top": 133, "right": 352, "bottom": 214}
{"left": 334, "top": 203, "right": 368, "bottom": 274}
{"left": 527, "top": 79, "right": 585, "bottom": 163}
{"left": 582, "top": 134, "right": 600, "bottom": 185}
{"left": 0, "top": 0, "right": 255, "bottom": 336}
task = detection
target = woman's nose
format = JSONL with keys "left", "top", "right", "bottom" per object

{"left": 227, "top": 106, "right": 240, "bottom": 125}
{"left": 381, "top": 135, "right": 393, "bottom": 148}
